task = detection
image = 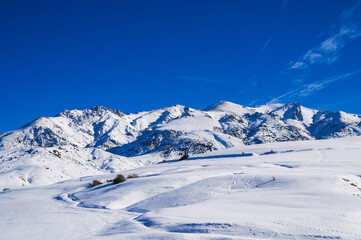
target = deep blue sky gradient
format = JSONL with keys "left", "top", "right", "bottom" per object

{"left": 1, "top": 0, "right": 361, "bottom": 133}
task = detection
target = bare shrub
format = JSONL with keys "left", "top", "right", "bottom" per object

{"left": 179, "top": 153, "right": 189, "bottom": 161}
{"left": 127, "top": 173, "right": 139, "bottom": 179}
{"left": 3, "top": 188, "right": 10, "bottom": 191}
{"left": 90, "top": 180, "right": 103, "bottom": 187}
{"left": 113, "top": 174, "right": 127, "bottom": 185}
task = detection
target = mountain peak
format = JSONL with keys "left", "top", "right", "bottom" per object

{"left": 57, "top": 106, "right": 124, "bottom": 118}
{"left": 90, "top": 105, "right": 110, "bottom": 112}
{"left": 286, "top": 102, "right": 301, "bottom": 108}
{"left": 91, "top": 105, "right": 124, "bottom": 117}
{"left": 202, "top": 101, "right": 251, "bottom": 114}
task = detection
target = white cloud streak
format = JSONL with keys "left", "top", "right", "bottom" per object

{"left": 268, "top": 69, "right": 361, "bottom": 104}
{"left": 289, "top": 1, "right": 361, "bottom": 70}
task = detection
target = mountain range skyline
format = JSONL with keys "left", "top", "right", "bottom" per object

{"left": 1, "top": 100, "right": 360, "bottom": 188}
{"left": 2, "top": 0, "right": 361, "bottom": 133}
{"left": 2, "top": 100, "right": 361, "bottom": 134}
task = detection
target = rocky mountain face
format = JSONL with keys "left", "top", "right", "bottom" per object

{"left": 2, "top": 101, "right": 361, "bottom": 156}
{"left": 1, "top": 101, "right": 360, "bottom": 187}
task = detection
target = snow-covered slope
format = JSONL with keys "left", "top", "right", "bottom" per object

{"left": 1, "top": 136, "right": 361, "bottom": 239}
{"left": 1, "top": 101, "right": 361, "bottom": 188}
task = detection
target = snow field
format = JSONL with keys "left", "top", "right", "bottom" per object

{"left": 1, "top": 136, "right": 361, "bottom": 239}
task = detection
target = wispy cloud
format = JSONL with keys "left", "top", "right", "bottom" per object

{"left": 268, "top": 69, "right": 361, "bottom": 104}
{"left": 281, "top": 0, "right": 288, "bottom": 12}
{"left": 173, "top": 75, "right": 222, "bottom": 83}
{"left": 261, "top": 36, "right": 274, "bottom": 53}
{"left": 291, "top": 79, "right": 305, "bottom": 85}
{"left": 288, "top": 1, "right": 361, "bottom": 70}
{"left": 261, "top": 0, "right": 289, "bottom": 53}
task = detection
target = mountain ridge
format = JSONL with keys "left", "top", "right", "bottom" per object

{"left": 2, "top": 101, "right": 361, "bottom": 152}
{"left": 1, "top": 101, "right": 361, "bottom": 187}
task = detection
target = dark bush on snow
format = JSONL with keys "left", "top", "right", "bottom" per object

{"left": 90, "top": 180, "right": 103, "bottom": 187}
{"left": 127, "top": 173, "right": 139, "bottom": 179}
{"left": 113, "top": 174, "right": 127, "bottom": 185}
{"left": 179, "top": 153, "right": 190, "bottom": 161}
{"left": 3, "top": 188, "right": 10, "bottom": 191}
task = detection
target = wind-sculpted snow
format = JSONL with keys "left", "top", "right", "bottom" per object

{"left": 1, "top": 137, "right": 361, "bottom": 239}
{"left": 1, "top": 101, "right": 361, "bottom": 187}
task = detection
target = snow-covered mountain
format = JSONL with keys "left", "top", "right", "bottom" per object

{"left": 1, "top": 101, "right": 361, "bottom": 187}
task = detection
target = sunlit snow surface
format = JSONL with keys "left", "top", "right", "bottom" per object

{"left": 1, "top": 136, "right": 361, "bottom": 239}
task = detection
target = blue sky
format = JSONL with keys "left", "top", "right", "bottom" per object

{"left": 1, "top": 0, "right": 361, "bottom": 133}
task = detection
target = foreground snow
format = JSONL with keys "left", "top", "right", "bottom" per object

{"left": 1, "top": 137, "right": 361, "bottom": 239}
